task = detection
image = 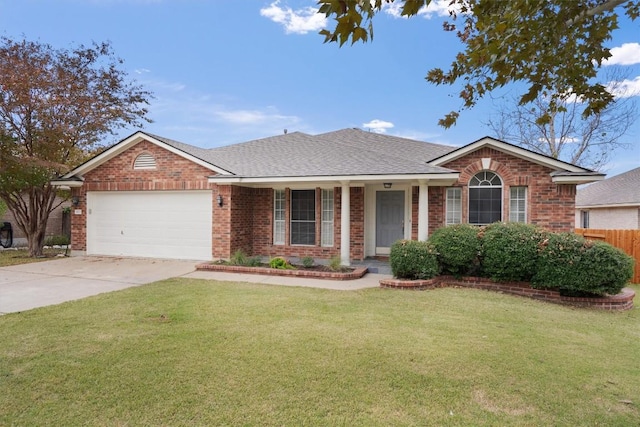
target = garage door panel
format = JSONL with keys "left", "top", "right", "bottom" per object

{"left": 87, "top": 191, "right": 213, "bottom": 260}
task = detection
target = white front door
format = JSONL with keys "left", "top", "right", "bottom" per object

{"left": 86, "top": 191, "right": 213, "bottom": 260}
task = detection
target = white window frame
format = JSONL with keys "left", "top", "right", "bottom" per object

{"left": 468, "top": 171, "right": 503, "bottom": 225}
{"left": 273, "top": 189, "right": 285, "bottom": 245}
{"left": 580, "top": 210, "right": 590, "bottom": 229}
{"left": 290, "top": 189, "right": 316, "bottom": 246}
{"left": 321, "top": 189, "right": 334, "bottom": 247}
{"left": 445, "top": 187, "right": 462, "bottom": 225}
{"left": 509, "top": 186, "right": 527, "bottom": 223}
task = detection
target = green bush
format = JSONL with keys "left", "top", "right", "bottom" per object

{"left": 481, "top": 222, "right": 546, "bottom": 282}
{"left": 390, "top": 239, "right": 440, "bottom": 280}
{"left": 229, "top": 249, "right": 249, "bottom": 266}
{"left": 429, "top": 224, "right": 482, "bottom": 277}
{"left": 327, "top": 255, "right": 346, "bottom": 272}
{"left": 532, "top": 233, "right": 634, "bottom": 296}
{"left": 269, "top": 256, "right": 295, "bottom": 270}
{"left": 301, "top": 256, "right": 315, "bottom": 268}
{"left": 44, "top": 235, "right": 70, "bottom": 246}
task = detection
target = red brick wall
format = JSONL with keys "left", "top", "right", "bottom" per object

{"left": 224, "top": 186, "right": 365, "bottom": 262}
{"left": 71, "top": 139, "right": 216, "bottom": 252}
{"left": 425, "top": 147, "right": 577, "bottom": 234}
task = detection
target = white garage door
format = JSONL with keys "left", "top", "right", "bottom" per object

{"left": 87, "top": 191, "right": 213, "bottom": 260}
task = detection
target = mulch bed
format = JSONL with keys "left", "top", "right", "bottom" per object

{"left": 196, "top": 262, "right": 368, "bottom": 280}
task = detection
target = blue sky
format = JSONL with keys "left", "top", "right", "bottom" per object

{"left": 1, "top": 0, "right": 639, "bottom": 176}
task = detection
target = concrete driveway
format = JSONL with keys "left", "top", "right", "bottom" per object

{"left": 0, "top": 256, "right": 198, "bottom": 315}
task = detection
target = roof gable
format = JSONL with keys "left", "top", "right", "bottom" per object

{"left": 60, "top": 131, "right": 232, "bottom": 179}
{"left": 428, "top": 136, "right": 603, "bottom": 184}
{"left": 430, "top": 136, "right": 590, "bottom": 172}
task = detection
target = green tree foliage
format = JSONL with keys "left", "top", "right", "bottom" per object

{"left": 0, "top": 37, "right": 152, "bottom": 256}
{"left": 318, "top": 0, "right": 640, "bottom": 128}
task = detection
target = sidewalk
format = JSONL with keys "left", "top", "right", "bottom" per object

{"left": 184, "top": 270, "right": 389, "bottom": 290}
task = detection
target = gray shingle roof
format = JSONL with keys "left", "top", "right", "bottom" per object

{"left": 576, "top": 166, "right": 640, "bottom": 207}
{"left": 153, "top": 128, "right": 457, "bottom": 177}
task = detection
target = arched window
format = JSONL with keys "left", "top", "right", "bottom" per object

{"left": 468, "top": 171, "right": 502, "bottom": 225}
{"left": 133, "top": 153, "right": 157, "bottom": 170}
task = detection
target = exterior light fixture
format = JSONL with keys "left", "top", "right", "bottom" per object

{"left": 383, "top": 183, "right": 392, "bottom": 189}
{"left": 217, "top": 194, "right": 223, "bottom": 207}
{"left": 71, "top": 196, "right": 80, "bottom": 206}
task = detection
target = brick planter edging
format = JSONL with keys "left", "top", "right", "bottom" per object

{"left": 379, "top": 275, "right": 635, "bottom": 311}
{"left": 196, "top": 263, "right": 368, "bottom": 280}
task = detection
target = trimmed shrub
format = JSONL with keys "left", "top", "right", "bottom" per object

{"left": 269, "top": 256, "right": 295, "bottom": 270}
{"left": 481, "top": 222, "right": 546, "bottom": 282}
{"left": 532, "top": 233, "right": 634, "bottom": 296}
{"left": 390, "top": 239, "right": 440, "bottom": 280}
{"left": 429, "top": 224, "right": 482, "bottom": 277}
{"left": 44, "top": 234, "right": 70, "bottom": 246}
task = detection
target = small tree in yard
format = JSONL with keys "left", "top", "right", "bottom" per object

{"left": 0, "top": 37, "right": 152, "bottom": 257}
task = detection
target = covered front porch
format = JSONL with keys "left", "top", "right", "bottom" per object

{"left": 209, "top": 173, "right": 458, "bottom": 266}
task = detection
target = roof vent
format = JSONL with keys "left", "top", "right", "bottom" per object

{"left": 133, "top": 153, "right": 157, "bottom": 170}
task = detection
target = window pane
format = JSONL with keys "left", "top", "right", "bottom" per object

{"left": 291, "top": 190, "right": 315, "bottom": 221}
{"left": 509, "top": 186, "right": 526, "bottom": 223}
{"left": 321, "top": 189, "right": 334, "bottom": 247}
{"left": 291, "top": 221, "right": 315, "bottom": 245}
{"left": 291, "top": 190, "right": 315, "bottom": 245}
{"left": 445, "top": 188, "right": 462, "bottom": 225}
{"left": 273, "top": 189, "right": 285, "bottom": 245}
{"left": 469, "top": 188, "right": 501, "bottom": 224}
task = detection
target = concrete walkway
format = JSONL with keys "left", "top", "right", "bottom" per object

{"left": 184, "top": 270, "right": 389, "bottom": 291}
{"left": 0, "top": 256, "right": 388, "bottom": 315}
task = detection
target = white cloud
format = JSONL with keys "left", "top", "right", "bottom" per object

{"left": 603, "top": 43, "right": 640, "bottom": 66}
{"left": 385, "top": 0, "right": 458, "bottom": 19}
{"left": 260, "top": 1, "right": 327, "bottom": 34}
{"left": 363, "top": 119, "right": 394, "bottom": 133}
{"left": 606, "top": 76, "right": 640, "bottom": 98}
{"left": 214, "top": 107, "right": 298, "bottom": 125}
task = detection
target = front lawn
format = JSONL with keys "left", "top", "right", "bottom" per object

{"left": 0, "top": 279, "right": 638, "bottom": 426}
{"left": 0, "top": 248, "right": 67, "bottom": 267}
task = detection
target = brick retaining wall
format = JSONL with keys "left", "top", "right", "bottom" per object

{"left": 380, "top": 275, "right": 635, "bottom": 310}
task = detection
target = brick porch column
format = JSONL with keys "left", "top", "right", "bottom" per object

{"left": 418, "top": 180, "right": 429, "bottom": 241}
{"left": 340, "top": 182, "right": 350, "bottom": 266}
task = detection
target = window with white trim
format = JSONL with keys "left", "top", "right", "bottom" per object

{"left": 321, "top": 189, "right": 334, "bottom": 247}
{"left": 290, "top": 190, "right": 315, "bottom": 245}
{"left": 580, "top": 210, "right": 590, "bottom": 228}
{"left": 509, "top": 186, "right": 527, "bottom": 223}
{"left": 273, "top": 189, "right": 285, "bottom": 245}
{"left": 445, "top": 188, "right": 462, "bottom": 225}
{"left": 469, "top": 171, "right": 502, "bottom": 225}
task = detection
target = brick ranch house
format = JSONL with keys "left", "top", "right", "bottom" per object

{"left": 51, "top": 128, "right": 603, "bottom": 265}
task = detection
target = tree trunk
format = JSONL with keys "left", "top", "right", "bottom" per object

{"left": 1, "top": 185, "right": 58, "bottom": 258}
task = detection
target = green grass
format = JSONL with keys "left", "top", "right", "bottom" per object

{"left": 0, "top": 248, "right": 67, "bottom": 266}
{"left": 1, "top": 279, "right": 639, "bottom": 426}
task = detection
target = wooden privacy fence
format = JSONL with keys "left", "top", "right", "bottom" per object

{"left": 575, "top": 228, "right": 640, "bottom": 284}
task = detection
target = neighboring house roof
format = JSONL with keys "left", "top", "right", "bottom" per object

{"left": 576, "top": 166, "right": 640, "bottom": 208}
{"left": 52, "top": 128, "right": 602, "bottom": 187}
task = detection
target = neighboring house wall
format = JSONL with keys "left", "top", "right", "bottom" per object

{"left": 575, "top": 207, "right": 640, "bottom": 229}
{"left": 71, "top": 140, "right": 216, "bottom": 252}
{"left": 0, "top": 197, "right": 69, "bottom": 244}
{"left": 433, "top": 147, "right": 576, "bottom": 233}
